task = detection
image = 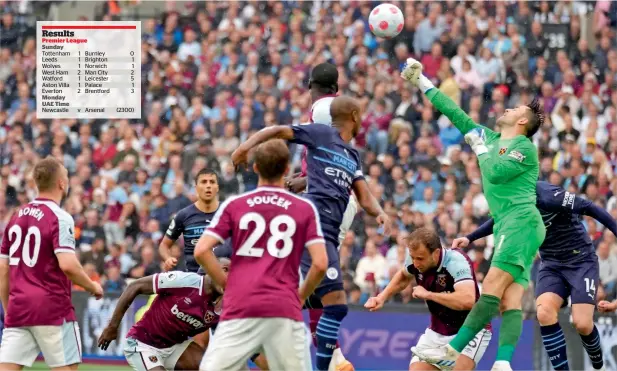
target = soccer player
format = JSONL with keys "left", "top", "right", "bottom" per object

{"left": 402, "top": 58, "right": 545, "bottom": 371}
{"left": 0, "top": 157, "right": 104, "bottom": 370}
{"left": 455, "top": 181, "right": 613, "bottom": 371}
{"left": 195, "top": 139, "right": 328, "bottom": 371}
{"left": 365, "top": 228, "right": 492, "bottom": 371}
{"left": 97, "top": 259, "right": 249, "bottom": 371}
{"left": 159, "top": 168, "right": 220, "bottom": 273}
{"left": 286, "top": 62, "right": 358, "bottom": 371}
{"left": 231, "top": 95, "right": 392, "bottom": 371}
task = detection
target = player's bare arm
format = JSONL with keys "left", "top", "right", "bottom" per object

{"left": 231, "top": 126, "right": 295, "bottom": 168}
{"left": 0, "top": 259, "right": 8, "bottom": 311}
{"left": 365, "top": 268, "right": 413, "bottom": 312}
{"left": 352, "top": 178, "right": 392, "bottom": 235}
{"left": 195, "top": 235, "right": 227, "bottom": 289}
{"left": 98, "top": 276, "right": 154, "bottom": 350}
{"left": 285, "top": 176, "right": 307, "bottom": 194}
{"left": 416, "top": 281, "right": 476, "bottom": 311}
{"left": 159, "top": 236, "right": 178, "bottom": 271}
{"left": 57, "top": 252, "right": 103, "bottom": 299}
{"left": 299, "top": 242, "right": 328, "bottom": 302}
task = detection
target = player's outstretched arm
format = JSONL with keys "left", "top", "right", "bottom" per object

{"left": 57, "top": 253, "right": 103, "bottom": 299}
{"left": 537, "top": 182, "right": 617, "bottom": 236}
{"left": 231, "top": 126, "right": 295, "bottom": 168}
{"left": 299, "top": 242, "right": 328, "bottom": 302}
{"left": 98, "top": 276, "right": 154, "bottom": 350}
{"left": 352, "top": 179, "right": 392, "bottom": 235}
{"left": 0, "top": 259, "right": 8, "bottom": 312}
{"left": 401, "top": 58, "right": 496, "bottom": 137}
{"left": 195, "top": 234, "right": 228, "bottom": 289}
{"left": 365, "top": 268, "right": 412, "bottom": 311}
{"left": 478, "top": 138, "right": 538, "bottom": 184}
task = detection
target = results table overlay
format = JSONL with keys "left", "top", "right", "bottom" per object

{"left": 37, "top": 21, "right": 141, "bottom": 119}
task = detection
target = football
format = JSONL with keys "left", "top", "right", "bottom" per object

{"left": 368, "top": 3, "right": 404, "bottom": 39}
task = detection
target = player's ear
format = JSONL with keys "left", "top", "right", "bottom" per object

{"left": 351, "top": 110, "right": 360, "bottom": 125}
{"left": 252, "top": 162, "right": 259, "bottom": 175}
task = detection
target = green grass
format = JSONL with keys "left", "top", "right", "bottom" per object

{"left": 27, "top": 362, "right": 132, "bottom": 370}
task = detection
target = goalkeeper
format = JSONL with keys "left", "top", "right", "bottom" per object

{"left": 401, "top": 58, "right": 546, "bottom": 371}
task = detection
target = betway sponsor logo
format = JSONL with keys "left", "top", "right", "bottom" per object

{"left": 171, "top": 304, "right": 204, "bottom": 328}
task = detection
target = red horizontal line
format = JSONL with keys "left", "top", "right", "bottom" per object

{"left": 42, "top": 25, "right": 136, "bottom": 29}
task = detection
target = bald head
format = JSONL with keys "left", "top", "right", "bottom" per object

{"left": 330, "top": 96, "right": 361, "bottom": 141}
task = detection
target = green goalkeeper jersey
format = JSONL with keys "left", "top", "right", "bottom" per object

{"left": 427, "top": 90, "right": 538, "bottom": 222}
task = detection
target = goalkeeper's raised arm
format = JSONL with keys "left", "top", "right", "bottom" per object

{"left": 400, "top": 58, "right": 491, "bottom": 136}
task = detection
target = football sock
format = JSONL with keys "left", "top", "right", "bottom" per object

{"left": 316, "top": 304, "right": 347, "bottom": 371}
{"left": 309, "top": 308, "right": 341, "bottom": 348}
{"left": 540, "top": 322, "right": 569, "bottom": 370}
{"left": 497, "top": 309, "right": 523, "bottom": 362}
{"left": 449, "top": 294, "right": 500, "bottom": 352}
{"left": 581, "top": 325, "right": 604, "bottom": 370}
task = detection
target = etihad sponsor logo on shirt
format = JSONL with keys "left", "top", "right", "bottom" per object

{"left": 324, "top": 167, "right": 353, "bottom": 188}
{"left": 171, "top": 304, "right": 205, "bottom": 328}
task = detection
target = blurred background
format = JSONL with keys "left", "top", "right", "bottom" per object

{"left": 1, "top": 0, "right": 617, "bottom": 369}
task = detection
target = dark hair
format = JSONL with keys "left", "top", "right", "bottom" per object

{"left": 525, "top": 98, "right": 545, "bottom": 138}
{"left": 253, "top": 139, "right": 290, "bottom": 182}
{"left": 194, "top": 168, "right": 219, "bottom": 184}
{"left": 309, "top": 63, "right": 339, "bottom": 95}
{"left": 33, "top": 156, "right": 63, "bottom": 192}
{"left": 407, "top": 227, "right": 442, "bottom": 253}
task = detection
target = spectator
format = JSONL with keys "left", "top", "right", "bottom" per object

{"left": 354, "top": 240, "right": 387, "bottom": 293}
{"left": 598, "top": 241, "right": 617, "bottom": 297}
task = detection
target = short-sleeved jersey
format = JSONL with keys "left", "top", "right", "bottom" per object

{"left": 535, "top": 181, "right": 598, "bottom": 261}
{"left": 290, "top": 124, "right": 363, "bottom": 244}
{"left": 0, "top": 198, "right": 77, "bottom": 327}
{"left": 405, "top": 248, "right": 484, "bottom": 336}
{"left": 166, "top": 204, "right": 218, "bottom": 272}
{"left": 205, "top": 187, "right": 324, "bottom": 322}
{"left": 127, "top": 271, "right": 219, "bottom": 349}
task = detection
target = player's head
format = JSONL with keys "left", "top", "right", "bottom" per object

{"left": 330, "top": 95, "right": 361, "bottom": 140}
{"left": 33, "top": 156, "right": 69, "bottom": 200}
{"left": 199, "top": 257, "right": 230, "bottom": 295}
{"left": 194, "top": 168, "right": 219, "bottom": 203}
{"left": 253, "top": 139, "right": 290, "bottom": 186}
{"left": 406, "top": 227, "right": 442, "bottom": 273}
{"left": 496, "top": 98, "right": 545, "bottom": 138}
{"left": 309, "top": 63, "right": 338, "bottom": 97}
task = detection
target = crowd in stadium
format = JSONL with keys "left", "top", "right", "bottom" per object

{"left": 1, "top": 0, "right": 617, "bottom": 312}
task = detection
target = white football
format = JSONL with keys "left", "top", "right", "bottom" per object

{"left": 368, "top": 3, "right": 404, "bottom": 39}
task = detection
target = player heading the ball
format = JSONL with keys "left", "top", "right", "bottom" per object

{"left": 195, "top": 139, "right": 327, "bottom": 371}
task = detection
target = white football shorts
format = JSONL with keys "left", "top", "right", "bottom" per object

{"left": 124, "top": 337, "right": 193, "bottom": 371}
{"left": 200, "top": 317, "right": 311, "bottom": 371}
{"left": 338, "top": 196, "right": 358, "bottom": 247}
{"left": 0, "top": 320, "right": 82, "bottom": 367}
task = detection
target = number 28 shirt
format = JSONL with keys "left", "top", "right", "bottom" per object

{"left": 204, "top": 187, "right": 324, "bottom": 322}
